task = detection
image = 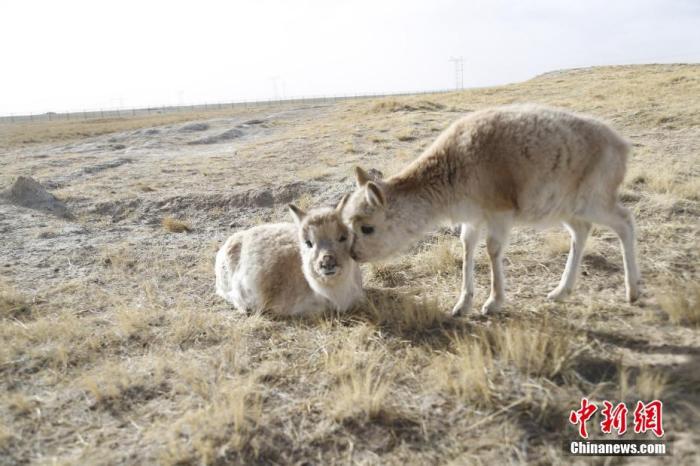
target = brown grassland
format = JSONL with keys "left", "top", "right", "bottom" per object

{"left": 1, "top": 64, "right": 699, "bottom": 465}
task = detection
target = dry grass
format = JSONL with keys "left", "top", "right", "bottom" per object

{"left": 100, "top": 242, "right": 138, "bottom": 270}
{"left": 415, "top": 235, "right": 461, "bottom": 276}
{"left": 635, "top": 366, "right": 669, "bottom": 400}
{"left": 628, "top": 165, "right": 700, "bottom": 201}
{"left": 395, "top": 127, "right": 418, "bottom": 142}
{"left": 162, "top": 216, "right": 192, "bottom": 233}
{"left": 161, "top": 376, "right": 263, "bottom": 464}
{"left": 292, "top": 192, "right": 315, "bottom": 211}
{"left": 1, "top": 64, "right": 699, "bottom": 464}
{"left": 371, "top": 98, "right": 445, "bottom": 113}
{"left": 327, "top": 355, "right": 395, "bottom": 422}
{"left": 485, "top": 317, "right": 579, "bottom": 379}
{"left": 658, "top": 282, "right": 700, "bottom": 327}
{"left": 427, "top": 335, "right": 495, "bottom": 405}
{"left": 0, "top": 282, "right": 31, "bottom": 320}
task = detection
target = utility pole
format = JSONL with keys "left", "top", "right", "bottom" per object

{"left": 448, "top": 57, "right": 464, "bottom": 90}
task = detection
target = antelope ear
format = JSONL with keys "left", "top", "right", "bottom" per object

{"left": 335, "top": 193, "right": 349, "bottom": 212}
{"left": 288, "top": 204, "right": 306, "bottom": 224}
{"left": 354, "top": 166, "right": 371, "bottom": 187}
{"left": 365, "top": 182, "right": 386, "bottom": 207}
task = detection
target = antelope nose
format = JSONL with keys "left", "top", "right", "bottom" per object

{"left": 320, "top": 255, "right": 337, "bottom": 270}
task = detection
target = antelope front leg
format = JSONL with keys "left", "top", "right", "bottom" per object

{"left": 451, "top": 223, "right": 480, "bottom": 316}
{"left": 481, "top": 219, "right": 511, "bottom": 315}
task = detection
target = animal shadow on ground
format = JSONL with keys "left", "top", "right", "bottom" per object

{"left": 335, "top": 287, "right": 484, "bottom": 349}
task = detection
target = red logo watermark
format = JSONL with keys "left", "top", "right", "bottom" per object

{"left": 569, "top": 399, "right": 664, "bottom": 439}
{"left": 601, "top": 401, "right": 628, "bottom": 435}
{"left": 633, "top": 400, "right": 664, "bottom": 437}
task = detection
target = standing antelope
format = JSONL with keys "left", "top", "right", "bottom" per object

{"left": 341, "top": 104, "right": 640, "bottom": 315}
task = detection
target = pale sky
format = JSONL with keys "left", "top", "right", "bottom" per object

{"left": 1, "top": 0, "right": 698, "bottom": 115}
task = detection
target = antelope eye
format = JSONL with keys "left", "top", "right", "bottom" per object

{"left": 361, "top": 225, "right": 374, "bottom": 235}
{"left": 305, "top": 240, "right": 313, "bottom": 248}
{"left": 339, "top": 235, "right": 347, "bottom": 242}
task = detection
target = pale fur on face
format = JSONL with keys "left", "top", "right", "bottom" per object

{"left": 290, "top": 203, "right": 355, "bottom": 285}
{"left": 341, "top": 169, "right": 422, "bottom": 263}
{"left": 342, "top": 180, "right": 393, "bottom": 262}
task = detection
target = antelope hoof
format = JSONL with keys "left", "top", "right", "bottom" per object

{"left": 547, "top": 287, "right": 571, "bottom": 302}
{"left": 480, "top": 297, "right": 502, "bottom": 315}
{"left": 451, "top": 294, "right": 473, "bottom": 317}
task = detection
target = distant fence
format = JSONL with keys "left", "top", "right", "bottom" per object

{"left": 0, "top": 88, "right": 456, "bottom": 124}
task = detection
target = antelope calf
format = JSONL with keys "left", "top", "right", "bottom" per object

{"left": 215, "top": 200, "right": 363, "bottom": 316}
{"left": 341, "top": 104, "right": 640, "bottom": 315}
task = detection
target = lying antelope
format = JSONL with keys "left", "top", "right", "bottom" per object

{"left": 341, "top": 104, "right": 640, "bottom": 315}
{"left": 215, "top": 200, "right": 363, "bottom": 316}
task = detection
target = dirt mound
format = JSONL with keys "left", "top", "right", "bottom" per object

{"left": 187, "top": 128, "right": 244, "bottom": 145}
{"left": 1, "top": 176, "right": 71, "bottom": 218}
{"left": 155, "top": 181, "right": 321, "bottom": 215}
{"left": 85, "top": 180, "right": 352, "bottom": 226}
{"left": 179, "top": 122, "right": 210, "bottom": 132}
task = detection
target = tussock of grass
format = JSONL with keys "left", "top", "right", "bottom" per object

{"left": 542, "top": 231, "right": 571, "bottom": 257}
{"left": 395, "top": 128, "right": 417, "bottom": 142}
{"left": 628, "top": 166, "right": 700, "bottom": 201}
{"left": 293, "top": 192, "right": 315, "bottom": 212}
{"left": 617, "top": 365, "right": 670, "bottom": 402}
{"left": 4, "top": 393, "right": 36, "bottom": 416}
{"left": 0, "top": 283, "right": 31, "bottom": 320}
{"left": 322, "top": 324, "right": 379, "bottom": 375}
{"left": 635, "top": 366, "right": 669, "bottom": 400}
{"left": 166, "top": 306, "right": 231, "bottom": 347}
{"left": 415, "top": 236, "right": 461, "bottom": 276}
{"left": 483, "top": 318, "right": 579, "bottom": 379}
{"left": 162, "top": 216, "right": 192, "bottom": 233}
{"left": 428, "top": 317, "right": 580, "bottom": 407}
{"left": 427, "top": 336, "right": 495, "bottom": 406}
{"left": 329, "top": 361, "right": 395, "bottom": 422}
{"left": 362, "top": 289, "right": 448, "bottom": 334}
{"left": 113, "top": 305, "right": 163, "bottom": 340}
{"left": 0, "top": 309, "right": 93, "bottom": 373}
{"left": 658, "top": 282, "right": 700, "bottom": 327}
{"left": 320, "top": 327, "right": 406, "bottom": 423}
{"left": 162, "top": 377, "right": 263, "bottom": 465}
{"left": 77, "top": 359, "right": 170, "bottom": 412}
{"left": 78, "top": 362, "right": 133, "bottom": 404}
